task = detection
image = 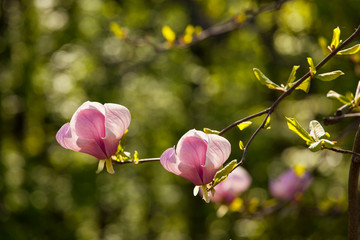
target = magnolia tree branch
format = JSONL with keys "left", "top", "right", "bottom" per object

{"left": 348, "top": 123, "right": 360, "bottom": 240}
{"left": 112, "top": 158, "right": 161, "bottom": 165}
{"left": 323, "top": 112, "right": 360, "bottom": 125}
{"left": 323, "top": 147, "right": 360, "bottom": 159}
{"left": 219, "top": 24, "right": 360, "bottom": 167}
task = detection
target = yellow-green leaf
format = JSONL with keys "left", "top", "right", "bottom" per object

{"left": 203, "top": 128, "right": 220, "bottom": 135}
{"left": 237, "top": 121, "right": 252, "bottom": 131}
{"left": 253, "top": 68, "right": 284, "bottom": 91}
{"left": 315, "top": 70, "right": 344, "bottom": 81}
{"left": 286, "top": 117, "right": 314, "bottom": 143}
{"left": 162, "top": 25, "right": 176, "bottom": 43}
{"left": 338, "top": 44, "right": 360, "bottom": 55}
{"left": 239, "top": 140, "right": 244, "bottom": 150}
{"left": 212, "top": 159, "right": 238, "bottom": 188}
{"left": 326, "top": 90, "right": 352, "bottom": 105}
{"left": 318, "top": 37, "right": 329, "bottom": 55}
{"left": 110, "top": 22, "right": 125, "bottom": 39}
{"left": 296, "top": 77, "right": 311, "bottom": 93}
{"left": 286, "top": 65, "right": 300, "bottom": 86}
{"left": 264, "top": 115, "right": 271, "bottom": 130}
{"left": 330, "top": 27, "right": 341, "bottom": 50}
{"left": 307, "top": 57, "right": 316, "bottom": 76}
{"left": 309, "top": 120, "right": 326, "bottom": 140}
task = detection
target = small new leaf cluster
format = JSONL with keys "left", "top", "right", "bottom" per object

{"left": 286, "top": 118, "right": 335, "bottom": 152}
{"left": 329, "top": 27, "right": 360, "bottom": 55}
{"left": 327, "top": 80, "right": 360, "bottom": 108}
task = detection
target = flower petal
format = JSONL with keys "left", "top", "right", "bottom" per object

{"left": 102, "top": 103, "right": 131, "bottom": 157}
{"left": 177, "top": 130, "right": 207, "bottom": 167}
{"left": 160, "top": 147, "right": 203, "bottom": 185}
{"left": 56, "top": 122, "right": 108, "bottom": 159}
{"left": 73, "top": 108, "right": 106, "bottom": 139}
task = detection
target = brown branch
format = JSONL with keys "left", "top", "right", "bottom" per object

{"left": 348, "top": 123, "right": 360, "bottom": 240}
{"left": 112, "top": 158, "right": 160, "bottom": 165}
{"left": 324, "top": 112, "right": 360, "bottom": 125}
{"left": 221, "top": 24, "right": 360, "bottom": 167}
{"left": 323, "top": 147, "right": 360, "bottom": 159}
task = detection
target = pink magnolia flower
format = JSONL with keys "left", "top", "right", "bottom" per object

{"left": 160, "top": 129, "right": 231, "bottom": 186}
{"left": 56, "top": 101, "right": 131, "bottom": 173}
{"left": 269, "top": 168, "right": 312, "bottom": 202}
{"left": 210, "top": 166, "right": 251, "bottom": 205}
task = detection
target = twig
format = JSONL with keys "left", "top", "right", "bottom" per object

{"left": 323, "top": 112, "right": 360, "bottom": 125}
{"left": 323, "top": 147, "right": 360, "bottom": 159}
{"left": 112, "top": 158, "right": 160, "bottom": 165}
{"left": 219, "top": 24, "right": 360, "bottom": 167}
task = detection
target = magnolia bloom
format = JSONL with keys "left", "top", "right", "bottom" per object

{"left": 269, "top": 168, "right": 312, "bottom": 202}
{"left": 210, "top": 166, "right": 251, "bottom": 205}
{"left": 56, "top": 101, "right": 131, "bottom": 173}
{"left": 160, "top": 129, "right": 231, "bottom": 202}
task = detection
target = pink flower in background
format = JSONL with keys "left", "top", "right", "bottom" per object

{"left": 160, "top": 129, "right": 231, "bottom": 186}
{"left": 269, "top": 168, "right": 312, "bottom": 202}
{"left": 56, "top": 101, "right": 131, "bottom": 160}
{"left": 210, "top": 166, "right": 251, "bottom": 205}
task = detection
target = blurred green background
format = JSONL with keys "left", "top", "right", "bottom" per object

{"left": 1, "top": 0, "right": 360, "bottom": 239}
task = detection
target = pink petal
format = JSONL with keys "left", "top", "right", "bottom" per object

{"left": 160, "top": 147, "right": 203, "bottom": 185}
{"left": 56, "top": 123, "right": 108, "bottom": 159}
{"left": 74, "top": 108, "right": 106, "bottom": 139}
{"left": 177, "top": 130, "right": 207, "bottom": 167}
{"left": 102, "top": 103, "right": 131, "bottom": 157}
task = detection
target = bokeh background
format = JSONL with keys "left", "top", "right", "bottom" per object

{"left": 1, "top": 0, "right": 360, "bottom": 239}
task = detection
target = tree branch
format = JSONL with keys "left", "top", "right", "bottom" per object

{"left": 112, "top": 158, "right": 160, "bottom": 165}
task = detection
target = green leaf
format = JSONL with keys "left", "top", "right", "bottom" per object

{"left": 133, "top": 151, "right": 139, "bottom": 164}
{"left": 318, "top": 37, "right": 329, "bottom": 55}
{"left": 239, "top": 140, "right": 244, "bottom": 150}
{"left": 110, "top": 22, "right": 125, "bottom": 39}
{"left": 309, "top": 141, "right": 322, "bottom": 152}
{"left": 212, "top": 160, "right": 238, "bottom": 188}
{"left": 203, "top": 128, "right": 220, "bottom": 135}
{"left": 326, "top": 90, "right": 352, "bottom": 105}
{"left": 237, "top": 121, "right": 252, "bottom": 131}
{"left": 264, "top": 115, "right": 271, "bottom": 129}
{"left": 286, "top": 117, "right": 314, "bottom": 143}
{"left": 309, "top": 120, "right": 326, "bottom": 140}
{"left": 354, "top": 81, "right": 360, "bottom": 107}
{"left": 286, "top": 65, "right": 300, "bottom": 86}
{"left": 296, "top": 77, "right": 311, "bottom": 93}
{"left": 307, "top": 57, "right": 316, "bottom": 76}
{"left": 315, "top": 70, "right": 344, "bottom": 81}
{"left": 162, "top": 25, "right": 176, "bottom": 43}
{"left": 253, "top": 68, "right": 285, "bottom": 92}
{"left": 338, "top": 44, "right": 360, "bottom": 55}
{"left": 330, "top": 27, "right": 341, "bottom": 50}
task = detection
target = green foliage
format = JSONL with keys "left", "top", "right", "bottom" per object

{"left": 210, "top": 159, "right": 238, "bottom": 190}
{"left": 253, "top": 68, "right": 285, "bottom": 92}
{"left": 237, "top": 121, "right": 252, "bottom": 130}
{"left": 315, "top": 70, "right": 344, "bottom": 81}
{"left": 286, "top": 118, "right": 335, "bottom": 152}
{"left": 203, "top": 128, "right": 220, "bottom": 135}
{"left": 330, "top": 26, "right": 341, "bottom": 50}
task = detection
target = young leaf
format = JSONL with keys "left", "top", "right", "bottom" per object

{"left": 162, "top": 25, "right": 176, "bottom": 44}
{"left": 354, "top": 81, "right": 360, "bottom": 106}
{"left": 110, "top": 22, "right": 125, "bottom": 39}
{"left": 296, "top": 77, "right": 311, "bottom": 93}
{"left": 237, "top": 121, "right": 252, "bottom": 131}
{"left": 286, "top": 65, "right": 300, "bottom": 86}
{"left": 321, "top": 139, "right": 336, "bottom": 148}
{"left": 203, "top": 128, "right": 220, "bottom": 135}
{"left": 315, "top": 70, "right": 344, "bottom": 81}
{"left": 337, "top": 44, "right": 360, "bottom": 55}
{"left": 309, "top": 120, "right": 326, "bottom": 140}
{"left": 212, "top": 159, "right": 238, "bottom": 188}
{"left": 264, "top": 115, "right": 271, "bottom": 130}
{"left": 286, "top": 117, "right": 314, "bottom": 143}
{"left": 318, "top": 37, "right": 329, "bottom": 55}
{"left": 239, "top": 140, "right": 244, "bottom": 150}
{"left": 307, "top": 57, "right": 316, "bottom": 76}
{"left": 330, "top": 27, "right": 341, "bottom": 50}
{"left": 326, "top": 90, "right": 352, "bottom": 105}
{"left": 253, "top": 68, "right": 284, "bottom": 91}
{"left": 308, "top": 141, "right": 322, "bottom": 152}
